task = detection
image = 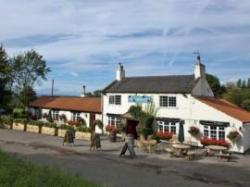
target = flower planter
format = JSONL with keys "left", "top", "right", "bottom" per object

{"left": 75, "top": 131, "right": 91, "bottom": 140}
{"left": 42, "top": 126, "right": 56, "bottom": 136}
{"left": 58, "top": 129, "right": 67, "bottom": 137}
{"left": 12, "top": 123, "right": 25, "bottom": 131}
{"left": 26, "top": 124, "right": 39, "bottom": 133}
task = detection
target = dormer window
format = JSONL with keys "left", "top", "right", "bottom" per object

{"left": 109, "top": 95, "right": 121, "bottom": 105}
{"left": 160, "top": 96, "right": 176, "bottom": 107}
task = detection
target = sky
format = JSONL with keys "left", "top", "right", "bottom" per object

{"left": 0, "top": 0, "right": 250, "bottom": 96}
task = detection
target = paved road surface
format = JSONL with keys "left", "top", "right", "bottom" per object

{"left": 0, "top": 129, "right": 250, "bottom": 187}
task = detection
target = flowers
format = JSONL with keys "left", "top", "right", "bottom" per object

{"left": 200, "top": 137, "right": 230, "bottom": 148}
{"left": 67, "top": 120, "right": 80, "bottom": 127}
{"left": 155, "top": 131, "right": 173, "bottom": 140}
{"left": 188, "top": 126, "right": 200, "bottom": 137}
{"left": 106, "top": 125, "right": 117, "bottom": 134}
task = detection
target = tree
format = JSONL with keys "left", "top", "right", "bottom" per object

{"left": 93, "top": 90, "right": 102, "bottom": 97}
{"left": 241, "top": 99, "right": 250, "bottom": 111}
{"left": 19, "top": 86, "right": 37, "bottom": 108}
{"left": 248, "top": 78, "right": 250, "bottom": 88}
{"left": 0, "top": 45, "right": 12, "bottom": 110}
{"left": 223, "top": 87, "right": 244, "bottom": 106}
{"left": 242, "top": 80, "right": 247, "bottom": 88}
{"left": 237, "top": 79, "right": 242, "bottom": 88}
{"left": 206, "top": 74, "right": 225, "bottom": 97}
{"left": 12, "top": 50, "right": 50, "bottom": 110}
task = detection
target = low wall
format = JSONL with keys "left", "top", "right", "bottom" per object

{"left": 42, "top": 126, "right": 55, "bottom": 136}
{"left": 12, "top": 123, "right": 25, "bottom": 131}
{"left": 75, "top": 131, "right": 91, "bottom": 140}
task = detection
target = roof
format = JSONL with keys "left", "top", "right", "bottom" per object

{"left": 196, "top": 97, "right": 250, "bottom": 123}
{"left": 103, "top": 75, "right": 197, "bottom": 93}
{"left": 30, "top": 96, "right": 101, "bottom": 113}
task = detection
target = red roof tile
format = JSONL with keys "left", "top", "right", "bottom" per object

{"left": 30, "top": 96, "right": 101, "bottom": 113}
{"left": 196, "top": 97, "right": 250, "bottom": 123}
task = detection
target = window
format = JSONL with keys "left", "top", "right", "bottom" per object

{"left": 157, "top": 121, "right": 177, "bottom": 134}
{"left": 71, "top": 112, "right": 80, "bottom": 121}
{"left": 108, "top": 115, "right": 120, "bottom": 127}
{"left": 109, "top": 95, "right": 121, "bottom": 105}
{"left": 219, "top": 127, "right": 225, "bottom": 140}
{"left": 160, "top": 96, "right": 168, "bottom": 107}
{"left": 203, "top": 126, "right": 225, "bottom": 140}
{"left": 52, "top": 110, "right": 59, "bottom": 120}
{"left": 159, "top": 96, "right": 177, "bottom": 107}
{"left": 168, "top": 97, "right": 176, "bottom": 107}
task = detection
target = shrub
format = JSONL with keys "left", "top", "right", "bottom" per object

{"left": 76, "top": 126, "right": 90, "bottom": 132}
{"left": 58, "top": 124, "right": 74, "bottom": 130}
{"left": 0, "top": 115, "right": 13, "bottom": 125}
{"left": 13, "top": 118, "right": 27, "bottom": 124}
{"left": 227, "top": 130, "right": 241, "bottom": 142}
{"left": 188, "top": 126, "right": 200, "bottom": 137}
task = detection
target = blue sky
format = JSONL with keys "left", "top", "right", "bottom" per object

{"left": 0, "top": 0, "right": 250, "bottom": 95}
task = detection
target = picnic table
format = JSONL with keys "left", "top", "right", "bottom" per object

{"left": 172, "top": 143, "right": 191, "bottom": 156}
{"left": 206, "top": 145, "right": 227, "bottom": 154}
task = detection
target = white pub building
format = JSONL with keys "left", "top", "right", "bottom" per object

{"left": 102, "top": 56, "right": 250, "bottom": 153}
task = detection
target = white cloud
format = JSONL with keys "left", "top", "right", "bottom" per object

{"left": 1, "top": 0, "right": 250, "bottom": 93}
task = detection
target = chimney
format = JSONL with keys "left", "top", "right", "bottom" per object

{"left": 116, "top": 63, "right": 125, "bottom": 81}
{"left": 194, "top": 53, "right": 206, "bottom": 79}
{"left": 80, "top": 85, "right": 86, "bottom": 97}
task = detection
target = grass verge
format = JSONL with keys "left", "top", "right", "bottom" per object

{"left": 0, "top": 150, "right": 100, "bottom": 187}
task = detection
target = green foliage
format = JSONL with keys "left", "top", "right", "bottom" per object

{"left": 13, "top": 118, "right": 28, "bottom": 124}
{"left": 0, "top": 150, "right": 100, "bottom": 187}
{"left": 77, "top": 126, "right": 91, "bottom": 132}
{"left": 128, "top": 102, "right": 158, "bottom": 137}
{"left": 0, "top": 115, "right": 13, "bottom": 125}
{"left": 58, "top": 124, "right": 74, "bottom": 130}
{"left": 12, "top": 50, "right": 50, "bottom": 109}
{"left": 206, "top": 74, "right": 226, "bottom": 97}
{"left": 222, "top": 87, "right": 250, "bottom": 111}
{"left": 0, "top": 45, "right": 12, "bottom": 110}
{"left": 241, "top": 99, "right": 250, "bottom": 111}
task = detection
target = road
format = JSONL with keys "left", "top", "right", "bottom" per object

{"left": 0, "top": 129, "right": 250, "bottom": 187}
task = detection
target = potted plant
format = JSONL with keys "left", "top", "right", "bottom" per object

{"left": 227, "top": 130, "right": 241, "bottom": 142}
{"left": 188, "top": 126, "right": 200, "bottom": 138}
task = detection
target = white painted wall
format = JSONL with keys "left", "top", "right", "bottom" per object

{"left": 29, "top": 107, "right": 101, "bottom": 128}
{"left": 102, "top": 93, "right": 247, "bottom": 153}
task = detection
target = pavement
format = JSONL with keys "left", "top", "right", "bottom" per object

{"left": 0, "top": 129, "right": 250, "bottom": 187}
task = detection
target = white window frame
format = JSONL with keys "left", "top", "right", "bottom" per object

{"left": 71, "top": 112, "right": 80, "bottom": 122}
{"left": 203, "top": 125, "right": 225, "bottom": 140}
{"left": 159, "top": 96, "right": 177, "bottom": 107}
{"left": 52, "top": 110, "right": 59, "bottom": 120}
{"left": 157, "top": 121, "right": 177, "bottom": 134}
{"left": 109, "top": 95, "right": 121, "bottom": 105}
{"left": 108, "top": 115, "right": 120, "bottom": 127}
